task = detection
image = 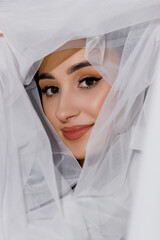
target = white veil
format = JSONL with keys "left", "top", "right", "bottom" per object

{"left": 0, "top": 0, "right": 160, "bottom": 239}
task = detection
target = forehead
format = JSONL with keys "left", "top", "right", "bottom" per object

{"left": 39, "top": 48, "right": 85, "bottom": 74}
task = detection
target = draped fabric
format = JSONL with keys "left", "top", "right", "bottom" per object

{"left": 0, "top": 0, "right": 160, "bottom": 239}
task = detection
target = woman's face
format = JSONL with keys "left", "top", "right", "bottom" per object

{"left": 38, "top": 48, "right": 111, "bottom": 161}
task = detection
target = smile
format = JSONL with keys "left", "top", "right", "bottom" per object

{"left": 61, "top": 124, "right": 94, "bottom": 140}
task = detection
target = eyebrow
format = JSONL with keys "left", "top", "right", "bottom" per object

{"left": 38, "top": 73, "right": 54, "bottom": 81}
{"left": 38, "top": 61, "right": 92, "bottom": 81}
{"left": 67, "top": 61, "right": 91, "bottom": 74}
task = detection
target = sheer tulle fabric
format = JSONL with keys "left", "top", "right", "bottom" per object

{"left": 0, "top": 0, "right": 160, "bottom": 239}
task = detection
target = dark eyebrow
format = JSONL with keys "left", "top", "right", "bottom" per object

{"left": 67, "top": 61, "right": 91, "bottom": 74}
{"left": 38, "top": 73, "right": 55, "bottom": 81}
{"left": 38, "top": 61, "right": 92, "bottom": 81}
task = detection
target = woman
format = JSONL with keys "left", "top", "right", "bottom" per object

{"left": 36, "top": 47, "right": 116, "bottom": 165}
{"left": 0, "top": 1, "right": 160, "bottom": 240}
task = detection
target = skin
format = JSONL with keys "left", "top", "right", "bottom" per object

{"left": 38, "top": 48, "right": 118, "bottom": 165}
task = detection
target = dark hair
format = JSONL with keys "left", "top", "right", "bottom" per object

{"left": 34, "top": 71, "right": 42, "bottom": 101}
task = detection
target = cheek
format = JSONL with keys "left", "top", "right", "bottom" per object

{"left": 42, "top": 98, "right": 58, "bottom": 128}
{"left": 83, "top": 81, "right": 111, "bottom": 119}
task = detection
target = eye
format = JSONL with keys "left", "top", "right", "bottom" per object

{"left": 79, "top": 76, "right": 102, "bottom": 89}
{"left": 41, "top": 86, "right": 59, "bottom": 96}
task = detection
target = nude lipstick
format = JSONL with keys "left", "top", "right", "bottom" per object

{"left": 61, "top": 124, "right": 93, "bottom": 140}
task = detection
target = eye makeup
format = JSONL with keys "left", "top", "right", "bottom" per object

{"left": 41, "top": 86, "right": 60, "bottom": 96}
{"left": 78, "top": 76, "right": 102, "bottom": 89}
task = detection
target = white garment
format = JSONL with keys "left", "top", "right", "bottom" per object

{"left": 0, "top": 0, "right": 160, "bottom": 239}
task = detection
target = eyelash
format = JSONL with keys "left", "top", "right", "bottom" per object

{"left": 79, "top": 76, "right": 102, "bottom": 89}
{"left": 41, "top": 76, "right": 102, "bottom": 97}
{"left": 41, "top": 86, "right": 59, "bottom": 96}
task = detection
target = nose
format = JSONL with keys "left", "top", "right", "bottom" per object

{"left": 55, "top": 91, "right": 80, "bottom": 123}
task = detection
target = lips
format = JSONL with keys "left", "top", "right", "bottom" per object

{"left": 61, "top": 124, "right": 94, "bottom": 140}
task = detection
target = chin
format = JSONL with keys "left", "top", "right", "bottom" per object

{"left": 67, "top": 144, "right": 86, "bottom": 161}
{"left": 62, "top": 133, "right": 91, "bottom": 162}
{"left": 66, "top": 139, "right": 88, "bottom": 160}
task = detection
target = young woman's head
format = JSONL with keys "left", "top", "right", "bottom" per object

{"left": 38, "top": 48, "right": 115, "bottom": 162}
